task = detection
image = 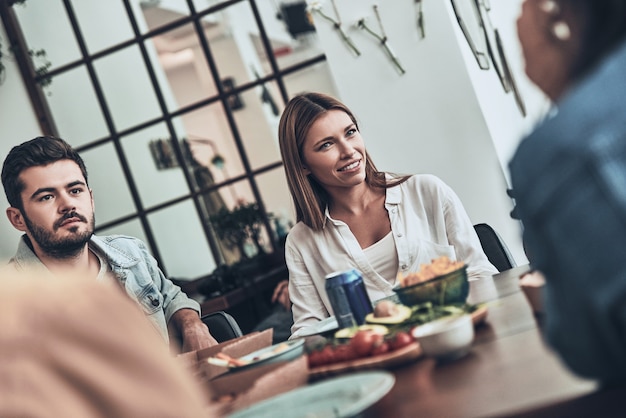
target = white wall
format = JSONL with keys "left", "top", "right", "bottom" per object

{"left": 310, "top": 0, "right": 550, "bottom": 265}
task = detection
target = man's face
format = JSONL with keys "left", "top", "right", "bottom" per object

{"left": 7, "top": 159, "right": 95, "bottom": 259}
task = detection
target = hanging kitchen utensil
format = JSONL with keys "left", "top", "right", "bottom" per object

{"left": 450, "top": 0, "right": 490, "bottom": 70}
{"left": 495, "top": 29, "right": 527, "bottom": 116}
{"left": 415, "top": 0, "right": 426, "bottom": 39}
{"left": 473, "top": 0, "right": 510, "bottom": 92}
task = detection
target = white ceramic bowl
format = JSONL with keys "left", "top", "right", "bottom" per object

{"left": 411, "top": 314, "right": 474, "bottom": 360}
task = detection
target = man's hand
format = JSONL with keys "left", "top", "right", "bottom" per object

{"left": 271, "top": 280, "right": 290, "bottom": 311}
{"left": 170, "top": 308, "right": 218, "bottom": 352}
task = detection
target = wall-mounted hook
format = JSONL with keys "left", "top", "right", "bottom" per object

{"left": 356, "top": 5, "right": 405, "bottom": 74}
{"left": 308, "top": 0, "right": 361, "bottom": 56}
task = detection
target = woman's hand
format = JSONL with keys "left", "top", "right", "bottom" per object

{"left": 271, "top": 280, "right": 291, "bottom": 311}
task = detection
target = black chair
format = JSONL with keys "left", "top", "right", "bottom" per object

{"left": 473, "top": 223, "right": 516, "bottom": 272}
{"left": 201, "top": 311, "right": 243, "bottom": 343}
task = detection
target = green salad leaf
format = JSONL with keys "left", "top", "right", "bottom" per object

{"left": 384, "top": 302, "right": 478, "bottom": 334}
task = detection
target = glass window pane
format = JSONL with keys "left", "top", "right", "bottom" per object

{"left": 80, "top": 142, "right": 136, "bottom": 224}
{"left": 141, "top": 0, "right": 190, "bottom": 34}
{"left": 255, "top": 167, "right": 295, "bottom": 241}
{"left": 95, "top": 218, "right": 148, "bottom": 245}
{"left": 212, "top": 1, "right": 265, "bottom": 83}
{"left": 148, "top": 200, "right": 216, "bottom": 279}
{"left": 93, "top": 45, "right": 162, "bottom": 132}
{"left": 233, "top": 80, "right": 283, "bottom": 170}
{"left": 148, "top": 23, "right": 216, "bottom": 111}
{"left": 72, "top": 0, "right": 134, "bottom": 54}
{"left": 198, "top": 172, "right": 247, "bottom": 216}
{"left": 46, "top": 67, "right": 109, "bottom": 146}
{"left": 174, "top": 103, "right": 246, "bottom": 188}
{"left": 121, "top": 124, "right": 191, "bottom": 209}
{"left": 197, "top": 186, "right": 236, "bottom": 265}
{"left": 192, "top": 0, "right": 219, "bottom": 14}
{"left": 14, "top": 0, "right": 82, "bottom": 68}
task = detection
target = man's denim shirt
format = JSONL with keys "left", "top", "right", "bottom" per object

{"left": 9, "top": 234, "right": 200, "bottom": 342}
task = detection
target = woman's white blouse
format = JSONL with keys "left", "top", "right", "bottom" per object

{"left": 362, "top": 230, "right": 398, "bottom": 284}
{"left": 285, "top": 174, "right": 498, "bottom": 336}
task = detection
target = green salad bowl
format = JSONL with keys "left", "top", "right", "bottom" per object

{"left": 395, "top": 265, "right": 469, "bottom": 306}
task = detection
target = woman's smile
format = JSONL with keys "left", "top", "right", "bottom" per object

{"left": 338, "top": 159, "right": 361, "bottom": 172}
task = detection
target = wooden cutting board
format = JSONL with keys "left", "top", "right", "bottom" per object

{"left": 308, "top": 305, "right": 488, "bottom": 379}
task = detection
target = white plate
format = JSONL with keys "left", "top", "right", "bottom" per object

{"left": 227, "top": 371, "right": 395, "bottom": 418}
{"left": 292, "top": 316, "right": 339, "bottom": 338}
{"left": 233, "top": 339, "right": 305, "bottom": 371}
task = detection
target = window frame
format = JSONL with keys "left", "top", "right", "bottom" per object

{"left": 0, "top": 0, "right": 326, "bottom": 278}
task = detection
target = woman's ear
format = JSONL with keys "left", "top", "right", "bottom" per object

{"left": 302, "top": 165, "right": 311, "bottom": 176}
{"left": 6, "top": 207, "right": 27, "bottom": 232}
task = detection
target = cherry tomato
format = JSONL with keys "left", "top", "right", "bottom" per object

{"left": 350, "top": 330, "right": 384, "bottom": 357}
{"left": 389, "top": 331, "right": 414, "bottom": 351}
{"left": 318, "top": 345, "right": 337, "bottom": 365}
{"left": 371, "top": 341, "right": 390, "bottom": 356}
{"left": 334, "top": 344, "right": 357, "bottom": 362}
{"left": 307, "top": 350, "right": 322, "bottom": 368}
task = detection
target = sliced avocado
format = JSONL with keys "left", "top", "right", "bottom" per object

{"left": 334, "top": 324, "right": 389, "bottom": 339}
{"left": 365, "top": 304, "right": 412, "bottom": 325}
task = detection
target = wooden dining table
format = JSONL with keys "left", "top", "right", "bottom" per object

{"left": 360, "top": 265, "right": 602, "bottom": 417}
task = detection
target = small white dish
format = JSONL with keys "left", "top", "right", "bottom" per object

{"left": 411, "top": 314, "right": 474, "bottom": 360}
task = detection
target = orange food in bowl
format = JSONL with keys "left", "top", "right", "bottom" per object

{"left": 398, "top": 256, "right": 465, "bottom": 288}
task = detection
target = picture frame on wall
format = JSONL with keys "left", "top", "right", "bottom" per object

{"left": 149, "top": 138, "right": 179, "bottom": 170}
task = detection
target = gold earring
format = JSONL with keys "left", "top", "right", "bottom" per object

{"left": 552, "top": 21, "right": 571, "bottom": 41}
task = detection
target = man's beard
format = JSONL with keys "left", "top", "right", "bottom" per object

{"left": 24, "top": 210, "right": 95, "bottom": 259}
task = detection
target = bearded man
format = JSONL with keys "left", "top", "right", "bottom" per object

{"left": 1, "top": 136, "right": 217, "bottom": 352}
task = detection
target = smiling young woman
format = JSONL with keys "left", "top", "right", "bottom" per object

{"left": 278, "top": 92, "right": 497, "bottom": 337}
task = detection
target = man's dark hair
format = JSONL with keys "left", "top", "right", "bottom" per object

{"left": 1, "top": 136, "right": 89, "bottom": 210}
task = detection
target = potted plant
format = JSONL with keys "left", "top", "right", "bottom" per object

{"left": 209, "top": 202, "right": 269, "bottom": 261}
